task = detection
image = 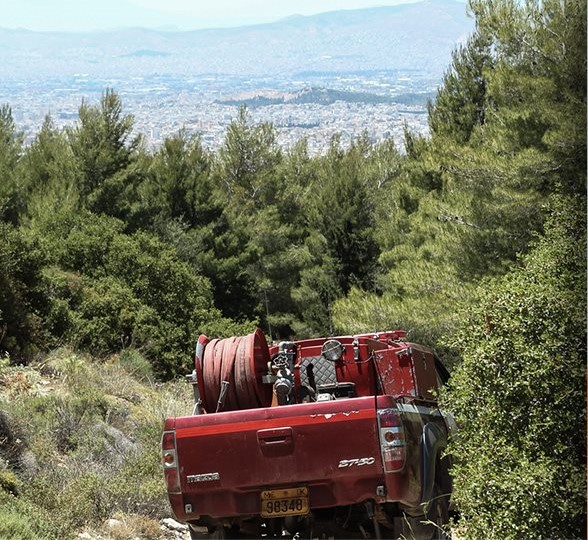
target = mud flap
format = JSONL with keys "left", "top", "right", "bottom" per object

{"left": 420, "top": 422, "right": 445, "bottom": 507}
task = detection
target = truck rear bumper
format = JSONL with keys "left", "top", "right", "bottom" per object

{"left": 170, "top": 475, "right": 408, "bottom": 522}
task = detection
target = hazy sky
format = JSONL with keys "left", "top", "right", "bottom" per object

{"left": 1, "top": 0, "right": 464, "bottom": 32}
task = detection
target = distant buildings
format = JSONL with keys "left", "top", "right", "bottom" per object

{"left": 1, "top": 72, "right": 435, "bottom": 154}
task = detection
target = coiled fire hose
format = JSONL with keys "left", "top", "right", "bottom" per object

{"left": 195, "top": 329, "right": 273, "bottom": 412}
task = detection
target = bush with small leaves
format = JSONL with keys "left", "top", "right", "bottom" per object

{"left": 442, "top": 198, "right": 587, "bottom": 539}
{"left": 118, "top": 349, "right": 154, "bottom": 382}
{"left": 0, "top": 469, "right": 20, "bottom": 496}
{"left": 0, "top": 507, "right": 40, "bottom": 540}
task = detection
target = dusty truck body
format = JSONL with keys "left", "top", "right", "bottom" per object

{"left": 162, "top": 329, "right": 454, "bottom": 539}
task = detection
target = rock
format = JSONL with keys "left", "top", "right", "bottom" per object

{"left": 106, "top": 518, "right": 123, "bottom": 529}
{"left": 97, "top": 423, "right": 139, "bottom": 464}
{"left": 77, "top": 532, "right": 104, "bottom": 540}
{"left": 162, "top": 517, "right": 188, "bottom": 531}
{"left": 18, "top": 450, "right": 38, "bottom": 476}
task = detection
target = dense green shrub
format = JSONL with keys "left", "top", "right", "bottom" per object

{"left": 0, "top": 489, "right": 58, "bottom": 539}
{"left": 0, "top": 506, "right": 41, "bottom": 540}
{"left": 0, "top": 469, "right": 20, "bottom": 495}
{"left": 102, "top": 438, "right": 168, "bottom": 518}
{"left": 0, "top": 224, "right": 48, "bottom": 361}
{"left": 0, "top": 409, "right": 28, "bottom": 472}
{"left": 38, "top": 211, "right": 230, "bottom": 376}
{"left": 70, "top": 276, "right": 162, "bottom": 358}
{"left": 0, "top": 105, "right": 25, "bottom": 225}
{"left": 442, "top": 198, "right": 587, "bottom": 539}
{"left": 118, "top": 348, "right": 154, "bottom": 382}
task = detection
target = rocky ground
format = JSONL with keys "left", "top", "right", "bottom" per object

{"left": 77, "top": 517, "right": 194, "bottom": 540}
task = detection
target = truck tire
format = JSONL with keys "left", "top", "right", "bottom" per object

{"left": 400, "top": 482, "right": 449, "bottom": 540}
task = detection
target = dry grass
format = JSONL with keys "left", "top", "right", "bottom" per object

{"left": 103, "top": 513, "right": 164, "bottom": 540}
{"left": 0, "top": 347, "right": 195, "bottom": 539}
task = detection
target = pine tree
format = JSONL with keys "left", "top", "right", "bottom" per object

{"left": 22, "top": 116, "right": 81, "bottom": 227}
{"left": 429, "top": 31, "right": 492, "bottom": 144}
{"left": 141, "top": 130, "right": 214, "bottom": 229}
{"left": 0, "top": 105, "right": 24, "bottom": 224}
{"left": 67, "top": 90, "right": 144, "bottom": 222}
{"left": 333, "top": 0, "right": 586, "bottom": 362}
{"left": 293, "top": 135, "right": 383, "bottom": 336}
{"left": 215, "top": 107, "right": 282, "bottom": 212}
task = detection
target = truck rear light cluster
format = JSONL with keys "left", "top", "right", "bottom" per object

{"left": 377, "top": 408, "right": 406, "bottom": 472}
{"left": 162, "top": 430, "right": 181, "bottom": 494}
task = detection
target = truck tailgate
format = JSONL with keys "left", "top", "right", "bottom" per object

{"left": 173, "top": 396, "right": 384, "bottom": 518}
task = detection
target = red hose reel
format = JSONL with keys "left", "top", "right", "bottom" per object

{"left": 195, "top": 329, "right": 273, "bottom": 412}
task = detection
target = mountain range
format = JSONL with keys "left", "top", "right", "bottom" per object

{"left": 0, "top": 0, "right": 473, "bottom": 79}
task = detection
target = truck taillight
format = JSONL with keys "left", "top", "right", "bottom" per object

{"left": 377, "top": 408, "right": 406, "bottom": 472}
{"left": 161, "top": 430, "right": 181, "bottom": 494}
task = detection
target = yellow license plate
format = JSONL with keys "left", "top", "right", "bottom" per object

{"left": 260, "top": 487, "right": 309, "bottom": 518}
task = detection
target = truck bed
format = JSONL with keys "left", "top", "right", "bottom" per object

{"left": 167, "top": 395, "right": 396, "bottom": 521}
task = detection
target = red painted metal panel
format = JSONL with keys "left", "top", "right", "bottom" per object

{"left": 173, "top": 397, "right": 385, "bottom": 518}
{"left": 409, "top": 345, "right": 438, "bottom": 401}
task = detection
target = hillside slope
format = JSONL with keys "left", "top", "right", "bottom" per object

{"left": 0, "top": 349, "right": 193, "bottom": 539}
{"left": 0, "top": 0, "right": 472, "bottom": 78}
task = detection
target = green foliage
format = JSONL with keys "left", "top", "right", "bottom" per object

{"left": 468, "top": 0, "right": 586, "bottom": 193}
{"left": 67, "top": 276, "right": 160, "bottom": 357}
{"left": 0, "top": 469, "right": 20, "bottom": 496}
{"left": 67, "top": 89, "right": 145, "bottom": 222}
{"left": 428, "top": 31, "right": 492, "bottom": 144}
{"left": 216, "top": 107, "right": 282, "bottom": 213}
{"left": 311, "top": 135, "right": 381, "bottom": 294}
{"left": 291, "top": 231, "right": 342, "bottom": 337}
{"left": 21, "top": 116, "right": 81, "bottom": 227}
{"left": 36, "top": 211, "right": 221, "bottom": 377}
{"left": 137, "top": 130, "right": 217, "bottom": 232}
{"left": 294, "top": 135, "right": 388, "bottom": 337}
{"left": 118, "top": 349, "right": 154, "bottom": 382}
{"left": 334, "top": 0, "right": 586, "bottom": 367}
{"left": 0, "top": 351, "right": 193, "bottom": 539}
{"left": 0, "top": 105, "right": 24, "bottom": 224}
{"left": 0, "top": 489, "right": 58, "bottom": 539}
{"left": 0, "top": 505, "right": 42, "bottom": 540}
{"left": 0, "top": 408, "right": 29, "bottom": 472}
{"left": 209, "top": 107, "right": 286, "bottom": 324}
{"left": 442, "top": 197, "right": 587, "bottom": 538}
{"left": 104, "top": 436, "right": 168, "bottom": 517}
{"left": 0, "top": 7, "right": 584, "bottom": 535}
{"left": 0, "top": 223, "right": 48, "bottom": 361}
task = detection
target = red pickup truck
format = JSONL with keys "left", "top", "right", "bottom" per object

{"left": 162, "top": 329, "right": 455, "bottom": 539}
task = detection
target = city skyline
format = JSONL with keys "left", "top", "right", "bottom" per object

{"left": 0, "top": 0, "right": 472, "bottom": 153}
{"left": 2, "top": 0, "right": 464, "bottom": 32}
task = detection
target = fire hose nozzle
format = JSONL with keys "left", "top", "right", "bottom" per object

{"left": 274, "top": 377, "right": 293, "bottom": 396}
{"left": 216, "top": 380, "right": 230, "bottom": 412}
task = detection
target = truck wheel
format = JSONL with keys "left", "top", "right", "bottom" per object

{"left": 400, "top": 483, "right": 449, "bottom": 540}
{"left": 429, "top": 481, "right": 450, "bottom": 539}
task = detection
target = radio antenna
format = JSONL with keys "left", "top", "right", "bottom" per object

{"left": 263, "top": 288, "right": 273, "bottom": 342}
